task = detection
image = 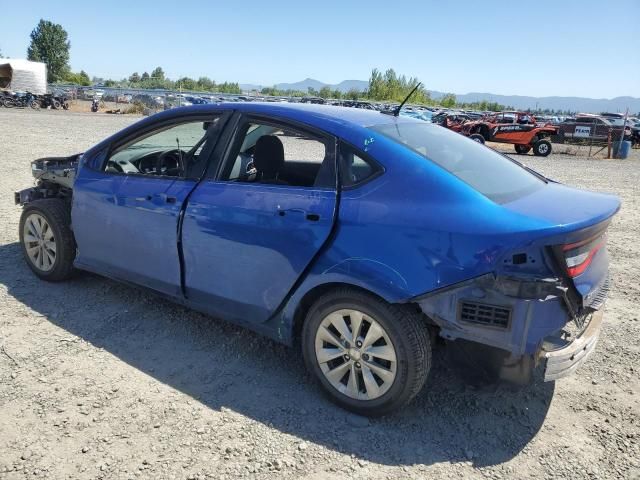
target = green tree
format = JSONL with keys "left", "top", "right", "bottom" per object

{"left": 345, "top": 88, "right": 361, "bottom": 100}
{"left": 27, "top": 19, "right": 71, "bottom": 82}
{"left": 218, "top": 81, "right": 241, "bottom": 94}
{"left": 197, "top": 76, "right": 215, "bottom": 91}
{"left": 177, "top": 77, "right": 197, "bottom": 90}
{"left": 151, "top": 66, "right": 165, "bottom": 80}
{"left": 141, "top": 71, "right": 150, "bottom": 81}
{"left": 440, "top": 93, "right": 456, "bottom": 108}
{"left": 366, "top": 67, "right": 431, "bottom": 104}
{"left": 318, "top": 86, "right": 332, "bottom": 98}
{"left": 129, "top": 72, "right": 140, "bottom": 83}
{"left": 64, "top": 70, "right": 91, "bottom": 86}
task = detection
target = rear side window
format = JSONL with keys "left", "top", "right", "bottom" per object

{"left": 219, "top": 121, "right": 335, "bottom": 188}
{"left": 339, "top": 143, "right": 381, "bottom": 187}
{"left": 370, "top": 122, "right": 545, "bottom": 203}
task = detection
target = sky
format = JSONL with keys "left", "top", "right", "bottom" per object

{"left": 0, "top": 0, "right": 638, "bottom": 98}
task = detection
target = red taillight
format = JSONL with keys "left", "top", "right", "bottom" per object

{"left": 562, "top": 233, "right": 607, "bottom": 277}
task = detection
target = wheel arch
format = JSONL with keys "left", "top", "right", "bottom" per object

{"left": 471, "top": 123, "right": 490, "bottom": 140}
{"left": 289, "top": 282, "right": 391, "bottom": 346}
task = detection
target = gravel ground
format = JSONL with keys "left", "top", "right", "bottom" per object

{"left": 0, "top": 109, "right": 638, "bottom": 480}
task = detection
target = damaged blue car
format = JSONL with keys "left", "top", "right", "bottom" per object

{"left": 15, "top": 103, "right": 619, "bottom": 416}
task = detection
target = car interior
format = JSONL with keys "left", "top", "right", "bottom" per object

{"left": 222, "top": 123, "right": 335, "bottom": 188}
{"left": 104, "top": 120, "right": 214, "bottom": 177}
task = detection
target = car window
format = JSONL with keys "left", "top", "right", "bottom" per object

{"left": 339, "top": 143, "right": 382, "bottom": 187}
{"left": 370, "top": 122, "right": 545, "bottom": 204}
{"left": 105, "top": 118, "right": 219, "bottom": 178}
{"left": 220, "top": 121, "right": 335, "bottom": 188}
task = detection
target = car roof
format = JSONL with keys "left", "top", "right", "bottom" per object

{"left": 169, "top": 102, "right": 421, "bottom": 129}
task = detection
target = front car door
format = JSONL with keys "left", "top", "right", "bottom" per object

{"left": 181, "top": 115, "right": 337, "bottom": 324}
{"left": 72, "top": 113, "right": 228, "bottom": 296}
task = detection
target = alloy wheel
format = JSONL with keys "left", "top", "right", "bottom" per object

{"left": 314, "top": 309, "right": 397, "bottom": 400}
{"left": 23, "top": 213, "right": 56, "bottom": 272}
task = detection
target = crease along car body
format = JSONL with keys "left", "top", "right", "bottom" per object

{"left": 15, "top": 103, "right": 620, "bottom": 416}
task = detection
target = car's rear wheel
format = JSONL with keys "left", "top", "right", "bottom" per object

{"left": 515, "top": 144, "right": 531, "bottom": 154}
{"left": 19, "top": 199, "right": 76, "bottom": 281}
{"left": 52, "top": 99, "right": 61, "bottom": 109}
{"left": 469, "top": 133, "right": 485, "bottom": 144}
{"left": 302, "top": 288, "right": 431, "bottom": 416}
{"left": 533, "top": 139, "right": 552, "bottom": 156}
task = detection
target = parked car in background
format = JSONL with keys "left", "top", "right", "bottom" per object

{"left": 14, "top": 103, "right": 619, "bottom": 416}
{"left": 399, "top": 106, "right": 433, "bottom": 122}
{"left": 431, "top": 112, "right": 471, "bottom": 132}
{"left": 556, "top": 114, "right": 630, "bottom": 143}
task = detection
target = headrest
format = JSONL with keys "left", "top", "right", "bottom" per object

{"left": 253, "top": 135, "right": 285, "bottom": 177}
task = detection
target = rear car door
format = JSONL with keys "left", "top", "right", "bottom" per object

{"left": 181, "top": 115, "right": 337, "bottom": 324}
{"left": 72, "top": 113, "right": 228, "bottom": 296}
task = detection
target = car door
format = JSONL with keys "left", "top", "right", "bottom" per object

{"left": 181, "top": 115, "right": 337, "bottom": 324}
{"left": 72, "top": 113, "right": 228, "bottom": 296}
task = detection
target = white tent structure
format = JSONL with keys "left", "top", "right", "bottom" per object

{"left": 0, "top": 59, "right": 47, "bottom": 95}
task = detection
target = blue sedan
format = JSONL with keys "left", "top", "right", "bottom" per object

{"left": 15, "top": 103, "right": 619, "bottom": 416}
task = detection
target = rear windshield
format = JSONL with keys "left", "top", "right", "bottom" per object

{"left": 369, "top": 122, "right": 545, "bottom": 203}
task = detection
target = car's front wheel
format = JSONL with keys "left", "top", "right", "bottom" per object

{"left": 533, "top": 139, "right": 552, "bottom": 156}
{"left": 19, "top": 199, "right": 76, "bottom": 281}
{"left": 302, "top": 288, "right": 431, "bottom": 416}
{"left": 515, "top": 144, "right": 531, "bottom": 154}
{"left": 469, "top": 133, "right": 485, "bottom": 144}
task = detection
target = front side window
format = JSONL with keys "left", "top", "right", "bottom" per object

{"left": 219, "top": 121, "right": 335, "bottom": 188}
{"left": 105, "top": 118, "right": 221, "bottom": 178}
{"left": 370, "top": 122, "right": 545, "bottom": 203}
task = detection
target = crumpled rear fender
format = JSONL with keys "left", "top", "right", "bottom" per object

{"left": 271, "top": 256, "right": 415, "bottom": 345}
{"left": 415, "top": 273, "right": 570, "bottom": 356}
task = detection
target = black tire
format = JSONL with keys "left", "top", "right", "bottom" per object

{"left": 30, "top": 100, "right": 40, "bottom": 109}
{"left": 19, "top": 199, "right": 76, "bottom": 282}
{"left": 3, "top": 99, "right": 15, "bottom": 108}
{"left": 302, "top": 288, "right": 431, "bottom": 416}
{"left": 515, "top": 144, "right": 531, "bottom": 154}
{"left": 533, "top": 139, "right": 552, "bottom": 157}
{"left": 62, "top": 101, "right": 69, "bottom": 110}
{"left": 469, "top": 133, "right": 485, "bottom": 144}
{"left": 52, "top": 100, "right": 61, "bottom": 109}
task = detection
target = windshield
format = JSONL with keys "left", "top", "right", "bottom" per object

{"left": 370, "top": 122, "right": 545, "bottom": 203}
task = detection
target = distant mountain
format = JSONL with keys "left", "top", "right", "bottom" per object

{"left": 274, "top": 78, "right": 326, "bottom": 92}
{"left": 331, "top": 80, "right": 369, "bottom": 92}
{"left": 429, "top": 91, "right": 640, "bottom": 113}
{"left": 241, "top": 78, "right": 369, "bottom": 94}
{"left": 240, "top": 77, "right": 639, "bottom": 113}
{"left": 239, "top": 83, "right": 263, "bottom": 92}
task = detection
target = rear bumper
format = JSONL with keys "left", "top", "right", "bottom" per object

{"left": 540, "top": 310, "right": 603, "bottom": 381}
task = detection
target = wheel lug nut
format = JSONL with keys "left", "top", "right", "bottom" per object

{"left": 355, "top": 362, "right": 361, "bottom": 369}
{"left": 362, "top": 354, "right": 369, "bottom": 361}
{"left": 344, "top": 354, "right": 350, "bottom": 361}
{"left": 356, "top": 341, "right": 362, "bottom": 348}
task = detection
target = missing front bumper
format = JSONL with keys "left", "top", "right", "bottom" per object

{"left": 540, "top": 310, "right": 603, "bottom": 381}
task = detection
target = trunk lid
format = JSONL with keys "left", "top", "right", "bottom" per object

{"left": 502, "top": 181, "right": 620, "bottom": 309}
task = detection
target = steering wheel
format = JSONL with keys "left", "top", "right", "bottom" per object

{"left": 156, "top": 149, "right": 184, "bottom": 175}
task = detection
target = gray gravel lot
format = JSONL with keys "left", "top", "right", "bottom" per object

{"left": 0, "top": 109, "right": 638, "bottom": 480}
